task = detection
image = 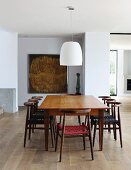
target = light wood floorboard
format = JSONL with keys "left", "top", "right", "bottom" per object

{"left": 0, "top": 97, "right": 131, "bottom": 170}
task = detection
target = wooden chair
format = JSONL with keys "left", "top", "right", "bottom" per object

{"left": 29, "top": 98, "right": 56, "bottom": 141}
{"left": 93, "top": 101, "right": 122, "bottom": 148}
{"left": 91, "top": 96, "right": 115, "bottom": 130}
{"left": 24, "top": 101, "right": 54, "bottom": 147}
{"left": 55, "top": 109, "right": 94, "bottom": 162}
{"left": 91, "top": 97, "right": 115, "bottom": 129}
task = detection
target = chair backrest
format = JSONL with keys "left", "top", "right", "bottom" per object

{"left": 98, "top": 96, "right": 111, "bottom": 104}
{"left": 106, "top": 101, "right": 121, "bottom": 120}
{"left": 32, "top": 96, "right": 43, "bottom": 100}
{"left": 60, "top": 109, "right": 91, "bottom": 117}
{"left": 61, "top": 109, "right": 91, "bottom": 126}
{"left": 106, "top": 98, "right": 115, "bottom": 102}
{"left": 28, "top": 98, "right": 39, "bottom": 111}
{"left": 105, "top": 98, "right": 115, "bottom": 113}
{"left": 98, "top": 96, "right": 111, "bottom": 98}
{"left": 24, "top": 102, "right": 35, "bottom": 121}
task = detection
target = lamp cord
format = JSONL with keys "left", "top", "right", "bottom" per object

{"left": 68, "top": 6, "right": 74, "bottom": 42}
{"left": 70, "top": 9, "right": 73, "bottom": 41}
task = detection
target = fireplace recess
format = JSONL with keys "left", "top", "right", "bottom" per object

{"left": 127, "top": 79, "right": 131, "bottom": 90}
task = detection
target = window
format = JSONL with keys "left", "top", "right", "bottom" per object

{"left": 110, "top": 50, "right": 117, "bottom": 96}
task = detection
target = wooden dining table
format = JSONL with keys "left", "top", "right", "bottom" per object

{"left": 39, "top": 95, "right": 109, "bottom": 151}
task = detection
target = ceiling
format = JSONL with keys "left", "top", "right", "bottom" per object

{"left": 0, "top": 0, "right": 131, "bottom": 36}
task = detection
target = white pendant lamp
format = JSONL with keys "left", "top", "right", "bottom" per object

{"left": 60, "top": 7, "right": 82, "bottom": 66}
{"left": 60, "top": 41, "right": 82, "bottom": 66}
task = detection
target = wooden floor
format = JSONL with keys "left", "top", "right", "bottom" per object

{"left": 0, "top": 97, "right": 131, "bottom": 170}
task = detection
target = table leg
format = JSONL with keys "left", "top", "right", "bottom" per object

{"left": 44, "top": 111, "right": 49, "bottom": 151}
{"left": 99, "top": 110, "right": 104, "bottom": 151}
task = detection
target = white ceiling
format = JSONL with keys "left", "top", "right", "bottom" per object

{"left": 0, "top": 0, "right": 131, "bottom": 36}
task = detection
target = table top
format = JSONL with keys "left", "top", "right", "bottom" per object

{"left": 39, "top": 95, "right": 109, "bottom": 110}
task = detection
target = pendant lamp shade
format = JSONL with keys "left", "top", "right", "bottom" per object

{"left": 60, "top": 41, "right": 82, "bottom": 66}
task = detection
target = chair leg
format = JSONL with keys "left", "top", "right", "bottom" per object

{"left": 24, "top": 123, "right": 28, "bottom": 147}
{"left": 55, "top": 128, "right": 59, "bottom": 152}
{"left": 59, "top": 114, "right": 65, "bottom": 162}
{"left": 32, "top": 124, "right": 35, "bottom": 133}
{"left": 28, "top": 124, "right": 31, "bottom": 140}
{"left": 90, "top": 117, "right": 94, "bottom": 130}
{"left": 113, "top": 123, "right": 117, "bottom": 140}
{"left": 119, "top": 123, "right": 123, "bottom": 148}
{"left": 108, "top": 123, "right": 111, "bottom": 133}
{"left": 59, "top": 116, "right": 62, "bottom": 123}
{"left": 78, "top": 116, "right": 81, "bottom": 124}
{"left": 55, "top": 126, "right": 59, "bottom": 152}
{"left": 93, "top": 123, "right": 97, "bottom": 147}
{"left": 83, "top": 135, "right": 86, "bottom": 150}
{"left": 117, "top": 106, "right": 122, "bottom": 148}
{"left": 50, "top": 121, "right": 54, "bottom": 148}
{"left": 88, "top": 124, "right": 94, "bottom": 160}
{"left": 52, "top": 116, "right": 56, "bottom": 140}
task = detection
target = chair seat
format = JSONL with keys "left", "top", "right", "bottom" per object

{"left": 29, "top": 114, "right": 53, "bottom": 124}
{"left": 91, "top": 110, "right": 112, "bottom": 126}
{"left": 93, "top": 115, "right": 119, "bottom": 124}
{"left": 104, "top": 116, "right": 119, "bottom": 124}
{"left": 32, "top": 113, "right": 45, "bottom": 119}
{"left": 33, "top": 112, "right": 54, "bottom": 120}
{"left": 28, "top": 118, "right": 45, "bottom": 124}
{"left": 57, "top": 123, "right": 89, "bottom": 135}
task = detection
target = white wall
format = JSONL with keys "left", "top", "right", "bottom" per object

{"left": 124, "top": 50, "right": 131, "bottom": 75}
{"left": 0, "top": 29, "right": 18, "bottom": 112}
{"left": 18, "top": 37, "right": 83, "bottom": 106}
{"left": 84, "top": 32, "right": 110, "bottom": 97}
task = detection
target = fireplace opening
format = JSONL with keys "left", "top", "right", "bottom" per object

{"left": 127, "top": 79, "right": 131, "bottom": 90}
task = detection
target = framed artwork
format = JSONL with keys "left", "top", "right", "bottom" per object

{"left": 28, "top": 54, "right": 67, "bottom": 93}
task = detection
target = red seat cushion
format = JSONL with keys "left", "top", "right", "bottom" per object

{"left": 57, "top": 123, "right": 89, "bottom": 135}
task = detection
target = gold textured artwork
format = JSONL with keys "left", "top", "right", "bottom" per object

{"left": 28, "top": 54, "right": 67, "bottom": 93}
